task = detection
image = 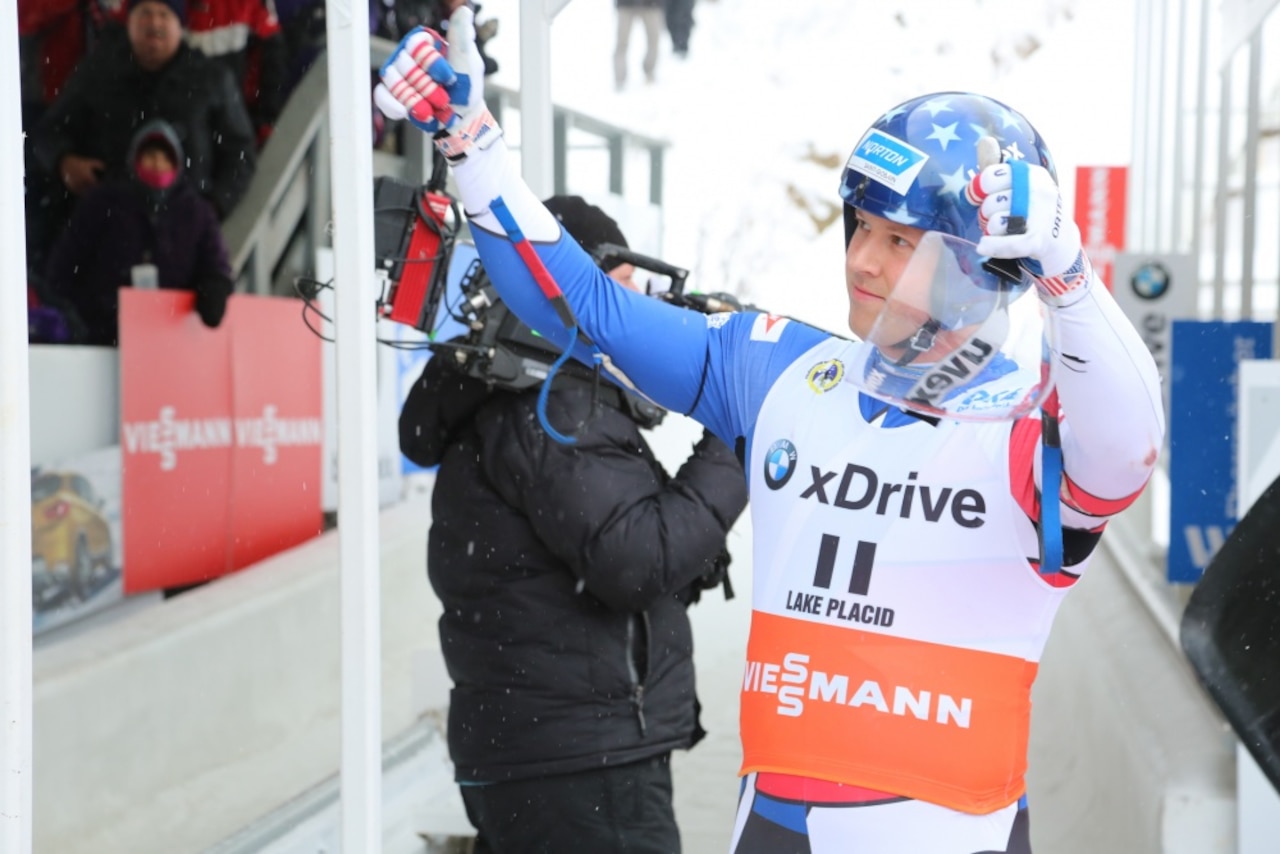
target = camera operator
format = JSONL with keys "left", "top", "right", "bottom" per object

{"left": 398, "top": 195, "right": 749, "bottom": 853}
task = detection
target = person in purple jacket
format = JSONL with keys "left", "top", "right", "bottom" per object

{"left": 44, "top": 119, "right": 233, "bottom": 346}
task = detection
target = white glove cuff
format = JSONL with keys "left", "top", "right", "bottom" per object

{"left": 1030, "top": 250, "right": 1094, "bottom": 308}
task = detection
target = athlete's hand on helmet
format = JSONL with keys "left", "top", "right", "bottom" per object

{"left": 966, "top": 160, "right": 1092, "bottom": 306}
{"left": 373, "top": 5, "right": 501, "bottom": 161}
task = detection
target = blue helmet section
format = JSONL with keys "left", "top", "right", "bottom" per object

{"left": 840, "top": 92, "right": 1057, "bottom": 246}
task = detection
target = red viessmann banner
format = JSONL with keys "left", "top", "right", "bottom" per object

{"left": 1074, "top": 165, "right": 1128, "bottom": 292}
{"left": 119, "top": 290, "right": 323, "bottom": 593}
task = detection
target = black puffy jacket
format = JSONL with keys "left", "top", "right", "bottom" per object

{"left": 32, "top": 29, "right": 257, "bottom": 218}
{"left": 400, "top": 356, "right": 748, "bottom": 783}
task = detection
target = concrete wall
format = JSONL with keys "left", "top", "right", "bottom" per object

{"left": 32, "top": 493, "right": 445, "bottom": 854}
{"left": 28, "top": 345, "right": 119, "bottom": 467}
{"left": 1027, "top": 517, "right": 1237, "bottom": 853}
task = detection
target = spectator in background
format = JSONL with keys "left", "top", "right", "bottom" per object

{"left": 17, "top": 0, "right": 127, "bottom": 126}
{"left": 27, "top": 0, "right": 257, "bottom": 275}
{"left": 19, "top": 0, "right": 128, "bottom": 281}
{"left": 614, "top": 0, "right": 664, "bottom": 90}
{"left": 664, "top": 0, "right": 694, "bottom": 58}
{"left": 399, "top": 195, "right": 748, "bottom": 852}
{"left": 44, "top": 120, "right": 232, "bottom": 347}
{"left": 185, "top": 0, "right": 288, "bottom": 146}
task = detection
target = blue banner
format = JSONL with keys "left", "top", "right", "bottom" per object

{"left": 1167, "top": 320, "right": 1274, "bottom": 582}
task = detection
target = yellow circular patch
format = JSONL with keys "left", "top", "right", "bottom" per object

{"left": 806, "top": 359, "right": 845, "bottom": 394}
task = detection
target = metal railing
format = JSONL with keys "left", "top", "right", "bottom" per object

{"left": 222, "top": 42, "right": 671, "bottom": 295}
{"left": 221, "top": 55, "right": 331, "bottom": 296}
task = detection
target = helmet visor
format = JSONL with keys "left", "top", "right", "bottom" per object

{"left": 846, "top": 232, "right": 1058, "bottom": 422}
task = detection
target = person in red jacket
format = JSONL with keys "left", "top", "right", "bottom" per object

{"left": 18, "top": 0, "right": 127, "bottom": 121}
{"left": 184, "top": 0, "right": 288, "bottom": 145}
{"left": 18, "top": 0, "right": 128, "bottom": 278}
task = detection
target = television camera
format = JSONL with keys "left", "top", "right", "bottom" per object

{"left": 358, "top": 176, "right": 749, "bottom": 399}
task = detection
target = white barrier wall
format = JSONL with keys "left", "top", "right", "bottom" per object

{"left": 1028, "top": 519, "right": 1237, "bottom": 853}
{"left": 28, "top": 345, "right": 120, "bottom": 467}
{"left": 32, "top": 493, "right": 445, "bottom": 853}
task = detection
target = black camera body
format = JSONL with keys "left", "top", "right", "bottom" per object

{"left": 442, "top": 259, "right": 669, "bottom": 428}
{"left": 369, "top": 178, "right": 749, "bottom": 426}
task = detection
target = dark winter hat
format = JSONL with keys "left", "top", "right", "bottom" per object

{"left": 128, "top": 120, "right": 184, "bottom": 166}
{"left": 129, "top": 0, "right": 187, "bottom": 24}
{"left": 128, "top": 119, "right": 185, "bottom": 186}
{"left": 542, "top": 195, "right": 629, "bottom": 269}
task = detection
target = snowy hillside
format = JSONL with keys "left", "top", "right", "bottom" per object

{"left": 478, "top": 0, "right": 1135, "bottom": 331}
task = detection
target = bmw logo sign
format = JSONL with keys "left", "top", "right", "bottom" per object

{"left": 763, "top": 439, "right": 798, "bottom": 490}
{"left": 1130, "top": 262, "right": 1170, "bottom": 300}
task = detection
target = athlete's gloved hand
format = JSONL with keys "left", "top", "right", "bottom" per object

{"left": 373, "top": 5, "right": 501, "bottom": 161}
{"left": 965, "top": 159, "right": 1092, "bottom": 306}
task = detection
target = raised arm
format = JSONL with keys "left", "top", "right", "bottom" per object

{"left": 973, "top": 159, "right": 1164, "bottom": 542}
{"left": 371, "top": 8, "right": 826, "bottom": 449}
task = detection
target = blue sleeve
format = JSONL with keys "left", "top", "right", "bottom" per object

{"left": 470, "top": 223, "right": 830, "bottom": 454}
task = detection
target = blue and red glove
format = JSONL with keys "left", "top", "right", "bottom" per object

{"left": 373, "top": 6, "right": 501, "bottom": 161}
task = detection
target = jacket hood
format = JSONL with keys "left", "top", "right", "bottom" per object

{"left": 127, "top": 119, "right": 185, "bottom": 181}
{"left": 399, "top": 354, "right": 495, "bottom": 469}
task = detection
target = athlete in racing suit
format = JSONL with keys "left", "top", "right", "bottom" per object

{"left": 374, "top": 11, "right": 1164, "bottom": 853}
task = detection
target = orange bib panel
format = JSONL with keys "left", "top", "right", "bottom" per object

{"left": 739, "top": 611, "right": 1038, "bottom": 814}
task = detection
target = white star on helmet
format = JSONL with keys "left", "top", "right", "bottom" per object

{"left": 926, "top": 121, "right": 961, "bottom": 151}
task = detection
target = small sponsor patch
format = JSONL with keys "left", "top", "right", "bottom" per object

{"left": 706, "top": 312, "right": 733, "bottom": 329}
{"left": 750, "top": 314, "right": 789, "bottom": 343}
{"left": 953, "top": 386, "right": 1026, "bottom": 414}
{"left": 846, "top": 129, "right": 929, "bottom": 195}
{"left": 904, "top": 336, "right": 1000, "bottom": 411}
{"left": 763, "top": 439, "right": 798, "bottom": 490}
{"left": 806, "top": 359, "right": 845, "bottom": 394}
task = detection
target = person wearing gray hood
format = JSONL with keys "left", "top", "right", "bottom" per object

{"left": 43, "top": 119, "right": 233, "bottom": 346}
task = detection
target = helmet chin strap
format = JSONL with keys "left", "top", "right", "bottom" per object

{"left": 890, "top": 318, "right": 943, "bottom": 368}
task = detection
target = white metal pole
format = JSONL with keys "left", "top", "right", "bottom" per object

{"left": 1169, "top": 0, "right": 1188, "bottom": 250}
{"left": 1128, "top": 0, "right": 1147, "bottom": 253}
{"left": 1190, "top": 0, "right": 1209, "bottom": 277}
{"left": 1241, "top": 31, "right": 1261, "bottom": 319}
{"left": 519, "top": 0, "right": 572, "bottom": 197}
{"left": 519, "top": 0, "right": 553, "bottom": 197}
{"left": 323, "top": 0, "right": 383, "bottom": 849}
{"left": 1150, "top": 1, "right": 1167, "bottom": 250}
{"left": 0, "top": 0, "right": 34, "bottom": 848}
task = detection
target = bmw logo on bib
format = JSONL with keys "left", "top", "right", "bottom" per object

{"left": 763, "top": 439, "right": 798, "bottom": 490}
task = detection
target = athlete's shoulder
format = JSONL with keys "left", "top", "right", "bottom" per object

{"left": 719, "top": 311, "right": 843, "bottom": 349}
